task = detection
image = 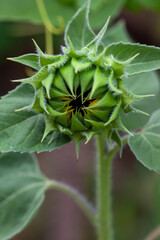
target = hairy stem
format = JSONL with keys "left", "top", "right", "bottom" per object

{"left": 96, "top": 136, "right": 115, "bottom": 240}
{"left": 47, "top": 180, "right": 96, "bottom": 226}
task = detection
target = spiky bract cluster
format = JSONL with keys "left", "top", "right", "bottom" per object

{"left": 11, "top": 38, "right": 150, "bottom": 154}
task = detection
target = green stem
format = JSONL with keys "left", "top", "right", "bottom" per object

{"left": 45, "top": 27, "right": 54, "bottom": 54}
{"left": 96, "top": 136, "right": 115, "bottom": 240}
{"left": 35, "top": 0, "right": 64, "bottom": 54}
{"left": 47, "top": 180, "right": 96, "bottom": 226}
{"left": 46, "top": 136, "right": 128, "bottom": 238}
{"left": 35, "top": 0, "right": 64, "bottom": 35}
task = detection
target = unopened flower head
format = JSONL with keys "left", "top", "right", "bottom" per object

{"left": 10, "top": 18, "right": 152, "bottom": 155}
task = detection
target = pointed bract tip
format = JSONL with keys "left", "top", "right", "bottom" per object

{"left": 118, "top": 116, "right": 134, "bottom": 136}
{"left": 48, "top": 133, "right": 56, "bottom": 145}
{"left": 6, "top": 57, "right": 12, "bottom": 61}
{"left": 76, "top": 150, "right": 79, "bottom": 159}
{"left": 86, "top": 15, "right": 111, "bottom": 53}
{"left": 95, "top": 47, "right": 107, "bottom": 63}
{"left": 11, "top": 80, "right": 21, "bottom": 82}
{"left": 75, "top": 143, "right": 80, "bottom": 159}
{"left": 32, "top": 39, "right": 44, "bottom": 55}
{"left": 41, "top": 133, "right": 47, "bottom": 143}
{"left": 32, "top": 38, "right": 36, "bottom": 45}
{"left": 124, "top": 53, "right": 140, "bottom": 65}
{"left": 148, "top": 94, "right": 156, "bottom": 97}
{"left": 108, "top": 15, "right": 111, "bottom": 22}
{"left": 145, "top": 94, "right": 156, "bottom": 98}
{"left": 132, "top": 107, "right": 150, "bottom": 116}
{"left": 67, "top": 35, "right": 75, "bottom": 52}
{"left": 32, "top": 38, "right": 36, "bottom": 43}
{"left": 14, "top": 109, "right": 21, "bottom": 112}
{"left": 138, "top": 93, "right": 156, "bottom": 98}
{"left": 130, "top": 132, "right": 134, "bottom": 137}
{"left": 119, "top": 149, "right": 123, "bottom": 158}
{"left": 85, "top": 136, "right": 92, "bottom": 144}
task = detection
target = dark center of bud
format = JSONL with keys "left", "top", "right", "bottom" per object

{"left": 64, "top": 85, "right": 97, "bottom": 119}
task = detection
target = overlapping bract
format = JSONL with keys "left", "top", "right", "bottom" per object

{"left": 10, "top": 17, "right": 152, "bottom": 155}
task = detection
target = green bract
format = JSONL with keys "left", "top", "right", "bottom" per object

{"left": 9, "top": 4, "right": 153, "bottom": 155}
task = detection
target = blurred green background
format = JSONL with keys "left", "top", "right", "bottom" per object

{"left": 1, "top": 0, "right": 160, "bottom": 240}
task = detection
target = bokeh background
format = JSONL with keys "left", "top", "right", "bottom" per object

{"left": 1, "top": 0, "right": 160, "bottom": 239}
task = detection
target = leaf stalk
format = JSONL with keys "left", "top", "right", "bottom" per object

{"left": 47, "top": 179, "right": 96, "bottom": 227}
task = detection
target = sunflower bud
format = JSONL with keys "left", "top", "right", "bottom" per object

{"left": 10, "top": 15, "right": 152, "bottom": 155}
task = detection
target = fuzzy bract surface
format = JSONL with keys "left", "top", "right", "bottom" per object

{"left": 10, "top": 6, "right": 151, "bottom": 154}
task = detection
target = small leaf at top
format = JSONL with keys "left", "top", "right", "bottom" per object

{"left": 64, "top": 0, "right": 95, "bottom": 50}
{"left": 87, "top": 16, "right": 110, "bottom": 53}
{"left": 128, "top": 109, "right": 160, "bottom": 173}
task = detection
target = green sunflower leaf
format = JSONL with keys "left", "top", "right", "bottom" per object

{"left": 0, "top": 152, "right": 48, "bottom": 240}
{"left": 105, "top": 42, "right": 160, "bottom": 75}
{"left": 65, "top": 0, "right": 95, "bottom": 50}
{"left": 120, "top": 71, "right": 160, "bottom": 130}
{"left": 128, "top": 109, "right": 160, "bottom": 173}
{"left": 102, "top": 20, "right": 132, "bottom": 46}
{"left": 0, "top": 0, "right": 125, "bottom": 29}
{"left": 0, "top": 84, "right": 70, "bottom": 153}
{"left": 87, "top": 16, "right": 110, "bottom": 53}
